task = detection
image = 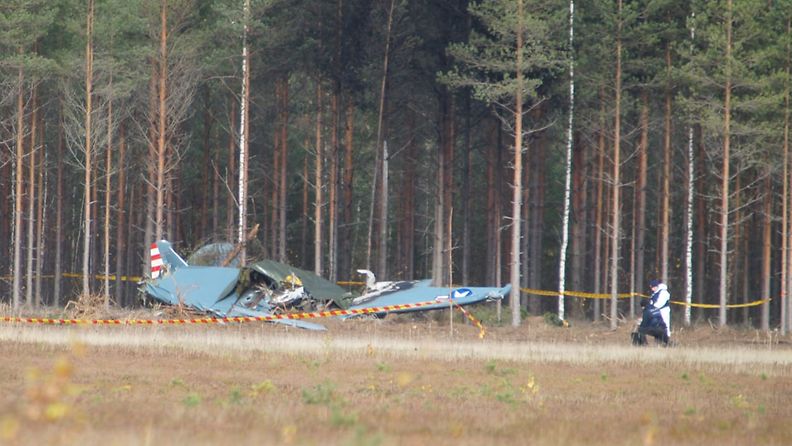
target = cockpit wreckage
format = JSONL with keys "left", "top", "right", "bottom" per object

{"left": 141, "top": 240, "right": 511, "bottom": 331}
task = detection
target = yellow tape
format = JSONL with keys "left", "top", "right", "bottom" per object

{"left": 0, "top": 273, "right": 142, "bottom": 283}
{"left": 520, "top": 287, "right": 770, "bottom": 309}
{"left": 670, "top": 299, "right": 770, "bottom": 309}
{"left": 521, "top": 287, "right": 640, "bottom": 299}
{"left": 62, "top": 272, "right": 143, "bottom": 282}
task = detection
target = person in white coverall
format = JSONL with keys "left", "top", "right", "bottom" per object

{"left": 648, "top": 279, "right": 671, "bottom": 340}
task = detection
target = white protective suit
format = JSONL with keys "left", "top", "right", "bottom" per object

{"left": 650, "top": 283, "right": 671, "bottom": 337}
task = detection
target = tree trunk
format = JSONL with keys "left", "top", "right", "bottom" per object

{"left": 328, "top": 0, "right": 343, "bottom": 278}
{"left": 54, "top": 100, "right": 64, "bottom": 306}
{"left": 35, "top": 107, "right": 45, "bottom": 306}
{"left": 340, "top": 98, "right": 355, "bottom": 280}
{"left": 683, "top": 9, "right": 697, "bottom": 327}
{"left": 279, "top": 75, "right": 289, "bottom": 262}
{"left": 782, "top": 17, "right": 791, "bottom": 335}
{"left": 570, "top": 132, "right": 584, "bottom": 318}
{"left": 528, "top": 126, "right": 546, "bottom": 313}
{"left": 104, "top": 92, "right": 113, "bottom": 307}
{"left": 83, "top": 0, "right": 95, "bottom": 297}
{"left": 510, "top": 0, "right": 525, "bottom": 327}
{"left": 26, "top": 88, "right": 37, "bottom": 306}
{"left": 1, "top": 139, "right": 9, "bottom": 294}
{"left": 434, "top": 93, "right": 454, "bottom": 286}
{"left": 237, "top": 0, "right": 251, "bottom": 265}
{"left": 328, "top": 87, "right": 339, "bottom": 281}
{"left": 199, "top": 91, "right": 211, "bottom": 240}
{"left": 271, "top": 84, "right": 280, "bottom": 257}
{"left": 495, "top": 122, "right": 503, "bottom": 320}
{"left": 732, "top": 174, "right": 742, "bottom": 326}
{"left": 462, "top": 95, "right": 472, "bottom": 285}
{"left": 593, "top": 85, "right": 606, "bottom": 322}
{"left": 521, "top": 133, "right": 531, "bottom": 311}
{"left": 684, "top": 122, "right": 695, "bottom": 326}
{"left": 695, "top": 125, "right": 707, "bottom": 320}
{"left": 115, "top": 122, "right": 127, "bottom": 307}
{"left": 661, "top": 44, "right": 672, "bottom": 283}
{"left": 486, "top": 118, "right": 497, "bottom": 286}
{"left": 761, "top": 173, "right": 771, "bottom": 331}
{"left": 636, "top": 91, "right": 648, "bottom": 305}
{"left": 301, "top": 149, "right": 309, "bottom": 268}
{"left": 314, "top": 81, "right": 324, "bottom": 276}
{"left": 227, "top": 98, "right": 237, "bottom": 242}
{"left": 398, "top": 110, "right": 416, "bottom": 280}
{"left": 558, "top": 0, "right": 575, "bottom": 320}
{"left": 375, "top": 0, "right": 395, "bottom": 280}
{"left": 127, "top": 185, "right": 139, "bottom": 306}
{"left": 155, "top": 0, "right": 168, "bottom": 242}
{"left": 144, "top": 66, "right": 156, "bottom": 262}
{"left": 719, "top": 0, "right": 733, "bottom": 327}
{"left": 382, "top": 139, "right": 390, "bottom": 277}
{"left": 610, "top": 0, "right": 623, "bottom": 329}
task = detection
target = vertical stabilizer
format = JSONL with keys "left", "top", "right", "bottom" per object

{"left": 150, "top": 243, "right": 163, "bottom": 278}
{"left": 150, "top": 240, "right": 188, "bottom": 278}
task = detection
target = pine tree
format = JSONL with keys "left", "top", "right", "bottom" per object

{"left": 441, "top": 0, "right": 563, "bottom": 326}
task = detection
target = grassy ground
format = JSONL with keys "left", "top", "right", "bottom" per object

{"left": 0, "top": 313, "right": 791, "bottom": 445}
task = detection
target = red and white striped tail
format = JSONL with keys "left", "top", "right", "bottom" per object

{"left": 150, "top": 243, "right": 163, "bottom": 279}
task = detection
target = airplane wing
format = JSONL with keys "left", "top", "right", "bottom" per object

{"left": 346, "top": 280, "right": 511, "bottom": 316}
{"left": 229, "top": 306, "right": 327, "bottom": 331}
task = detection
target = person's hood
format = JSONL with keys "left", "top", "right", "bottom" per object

{"left": 656, "top": 283, "right": 668, "bottom": 291}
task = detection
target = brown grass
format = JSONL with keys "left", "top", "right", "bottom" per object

{"left": 0, "top": 314, "right": 791, "bottom": 445}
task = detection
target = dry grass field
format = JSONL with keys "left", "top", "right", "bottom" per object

{"left": 1, "top": 312, "right": 791, "bottom": 446}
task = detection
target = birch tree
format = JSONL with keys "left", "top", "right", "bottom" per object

{"left": 237, "top": 0, "right": 250, "bottom": 265}
{"left": 557, "top": 0, "right": 575, "bottom": 321}
{"left": 609, "top": 0, "right": 624, "bottom": 329}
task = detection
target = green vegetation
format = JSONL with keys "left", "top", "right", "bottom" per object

{"left": 182, "top": 392, "right": 202, "bottom": 407}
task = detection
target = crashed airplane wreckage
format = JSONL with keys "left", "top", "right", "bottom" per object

{"left": 141, "top": 240, "right": 511, "bottom": 330}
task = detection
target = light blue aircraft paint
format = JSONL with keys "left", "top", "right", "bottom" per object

{"left": 142, "top": 241, "right": 509, "bottom": 330}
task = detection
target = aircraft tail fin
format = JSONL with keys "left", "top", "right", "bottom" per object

{"left": 150, "top": 240, "right": 189, "bottom": 278}
{"left": 150, "top": 243, "right": 163, "bottom": 278}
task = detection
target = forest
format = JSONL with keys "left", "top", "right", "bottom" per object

{"left": 2, "top": 0, "right": 792, "bottom": 332}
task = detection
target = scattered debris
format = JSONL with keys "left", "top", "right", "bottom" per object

{"left": 141, "top": 240, "right": 510, "bottom": 330}
{"left": 64, "top": 294, "right": 112, "bottom": 320}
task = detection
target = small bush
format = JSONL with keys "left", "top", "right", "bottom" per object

{"left": 183, "top": 393, "right": 201, "bottom": 407}
{"left": 302, "top": 382, "right": 336, "bottom": 405}
{"left": 250, "top": 380, "right": 275, "bottom": 396}
{"left": 227, "top": 387, "right": 244, "bottom": 405}
{"left": 330, "top": 405, "right": 358, "bottom": 427}
{"left": 543, "top": 312, "right": 566, "bottom": 327}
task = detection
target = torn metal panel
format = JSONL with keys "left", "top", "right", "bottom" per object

{"left": 143, "top": 266, "right": 239, "bottom": 310}
{"left": 248, "top": 260, "right": 351, "bottom": 308}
